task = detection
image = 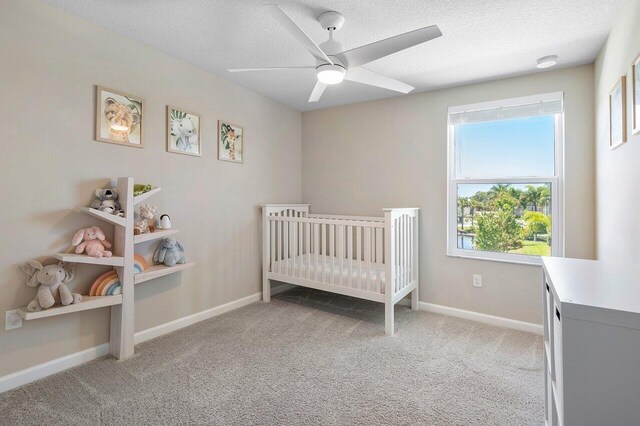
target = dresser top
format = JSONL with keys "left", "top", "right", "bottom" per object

{"left": 543, "top": 257, "right": 640, "bottom": 323}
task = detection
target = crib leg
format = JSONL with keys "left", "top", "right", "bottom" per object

{"left": 385, "top": 302, "right": 394, "bottom": 336}
{"left": 263, "top": 277, "right": 270, "bottom": 303}
{"left": 411, "top": 285, "right": 419, "bottom": 311}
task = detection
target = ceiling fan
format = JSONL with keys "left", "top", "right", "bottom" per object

{"left": 227, "top": 5, "right": 442, "bottom": 103}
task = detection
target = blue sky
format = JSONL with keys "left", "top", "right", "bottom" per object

{"left": 455, "top": 115, "right": 555, "bottom": 194}
{"left": 458, "top": 183, "right": 550, "bottom": 199}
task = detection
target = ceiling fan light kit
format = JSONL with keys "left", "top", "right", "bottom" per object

{"left": 537, "top": 55, "right": 558, "bottom": 69}
{"left": 316, "top": 63, "right": 345, "bottom": 84}
{"left": 228, "top": 5, "right": 442, "bottom": 103}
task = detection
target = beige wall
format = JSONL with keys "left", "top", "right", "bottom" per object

{"left": 302, "top": 65, "right": 595, "bottom": 324}
{"left": 595, "top": 0, "right": 640, "bottom": 261}
{"left": 0, "top": 0, "right": 301, "bottom": 377}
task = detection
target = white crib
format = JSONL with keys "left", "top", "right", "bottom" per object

{"left": 261, "top": 204, "right": 419, "bottom": 335}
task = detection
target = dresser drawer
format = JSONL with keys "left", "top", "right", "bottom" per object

{"left": 552, "top": 299, "right": 563, "bottom": 424}
{"left": 544, "top": 280, "right": 553, "bottom": 342}
{"left": 545, "top": 361, "right": 553, "bottom": 425}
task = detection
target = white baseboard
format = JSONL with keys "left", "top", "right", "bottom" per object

{"left": 1, "top": 291, "right": 542, "bottom": 394}
{"left": 0, "top": 291, "right": 263, "bottom": 393}
{"left": 134, "top": 292, "right": 261, "bottom": 344}
{"left": 419, "top": 301, "right": 543, "bottom": 335}
{"left": 0, "top": 343, "right": 110, "bottom": 394}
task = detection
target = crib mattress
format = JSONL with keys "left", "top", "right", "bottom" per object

{"left": 271, "top": 254, "right": 389, "bottom": 294}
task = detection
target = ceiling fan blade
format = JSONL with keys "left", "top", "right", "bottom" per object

{"left": 227, "top": 67, "right": 314, "bottom": 72}
{"left": 345, "top": 68, "right": 414, "bottom": 93}
{"left": 265, "top": 4, "right": 333, "bottom": 65}
{"left": 308, "top": 81, "right": 327, "bottom": 103}
{"left": 337, "top": 25, "right": 442, "bottom": 68}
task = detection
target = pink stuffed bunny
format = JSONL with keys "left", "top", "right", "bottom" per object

{"left": 72, "top": 226, "right": 112, "bottom": 258}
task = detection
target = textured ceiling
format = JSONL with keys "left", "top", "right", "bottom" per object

{"left": 41, "top": 0, "right": 624, "bottom": 111}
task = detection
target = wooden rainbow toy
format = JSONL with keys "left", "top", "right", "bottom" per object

{"left": 89, "top": 270, "right": 121, "bottom": 296}
{"left": 134, "top": 254, "right": 148, "bottom": 274}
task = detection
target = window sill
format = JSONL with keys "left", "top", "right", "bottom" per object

{"left": 446, "top": 251, "right": 546, "bottom": 266}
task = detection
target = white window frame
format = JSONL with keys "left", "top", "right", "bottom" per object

{"left": 446, "top": 92, "right": 565, "bottom": 265}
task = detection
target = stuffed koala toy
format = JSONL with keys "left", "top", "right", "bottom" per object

{"left": 153, "top": 238, "right": 187, "bottom": 267}
{"left": 72, "top": 226, "right": 112, "bottom": 258}
{"left": 134, "top": 204, "right": 158, "bottom": 235}
{"left": 91, "top": 188, "right": 122, "bottom": 216}
{"left": 22, "top": 261, "right": 81, "bottom": 311}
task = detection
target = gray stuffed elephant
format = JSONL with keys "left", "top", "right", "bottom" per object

{"left": 153, "top": 238, "right": 187, "bottom": 267}
{"left": 21, "top": 261, "right": 81, "bottom": 311}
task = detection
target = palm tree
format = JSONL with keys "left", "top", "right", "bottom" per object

{"left": 522, "top": 185, "right": 550, "bottom": 212}
{"left": 458, "top": 197, "right": 470, "bottom": 231}
{"left": 469, "top": 198, "right": 482, "bottom": 229}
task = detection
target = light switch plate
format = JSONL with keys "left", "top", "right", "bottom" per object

{"left": 5, "top": 309, "right": 23, "bottom": 330}
{"left": 473, "top": 274, "right": 482, "bottom": 288}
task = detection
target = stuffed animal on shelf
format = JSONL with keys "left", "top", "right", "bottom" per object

{"left": 153, "top": 238, "right": 187, "bottom": 267}
{"left": 158, "top": 214, "right": 172, "bottom": 229}
{"left": 72, "top": 226, "right": 112, "bottom": 258}
{"left": 90, "top": 187, "right": 122, "bottom": 216}
{"left": 134, "top": 204, "right": 158, "bottom": 235}
{"left": 21, "top": 260, "right": 81, "bottom": 311}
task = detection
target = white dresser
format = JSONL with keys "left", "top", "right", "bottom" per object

{"left": 542, "top": 257, "right": 640, "bottom": 426}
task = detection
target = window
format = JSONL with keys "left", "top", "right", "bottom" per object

{"left": 447, "top": 92, "right": 564, "bottom": 264}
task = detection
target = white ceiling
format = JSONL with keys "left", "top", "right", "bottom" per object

{"left": 41, "top": 0, "right": 624, "bottom": 111}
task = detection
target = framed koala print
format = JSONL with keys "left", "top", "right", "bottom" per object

{"left": 95, "top": 86, "right": 144, "bottom": 148}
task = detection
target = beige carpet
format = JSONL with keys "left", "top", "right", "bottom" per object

{"left": 0, "top": 287, "right": 544, "bottom": 425}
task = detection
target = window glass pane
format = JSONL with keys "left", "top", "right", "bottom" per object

{"left": 457, "top": 183, "right": 552, "bottom": 256}
{"left": 454, "top": 115, "right": 555, "bottom": 178}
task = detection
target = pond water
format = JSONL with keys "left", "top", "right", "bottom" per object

{"left": 458, "top": 235, "right": 475, "bottom": 250}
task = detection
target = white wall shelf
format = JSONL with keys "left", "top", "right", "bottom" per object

{"left": 81, "top": 207, "right": 126, "bottom": 227}
{"left": 134, "top": 262, "right": 195, "bottom": 285}
{"left": 18, "top": 295, "right": 122, "bottom": 320}
{"left": 133, "top": 187, "right": 161, "bottom": 205}
{"left": 15, "top": 178, "right": 189, "bottom": 362}
{"left": 134, "top": 229, "right": 179, "bottom": 244}
{"left": 54, "top": 253, "right": 125, "bottom": 267}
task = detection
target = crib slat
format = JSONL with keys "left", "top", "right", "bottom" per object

{"left": 338, "top": 225, "right": 344, "bottom": 287}
{"left": 347, "top": 225, "right": 353, "bottom": 288}
{"left": 401, "top": 217, "right": 405, "bottom": 291}
{"left": 285, "top": 219, "right": 290, "bottom": 277}
{"left": 376, "top": 227, "right": 383, "bottom": 294}
{"left": 306, "top": 222, "right": 311, "bottom": 280}
{"left": 356, "top": 226, "right": 362, "bottom": 290}
{"left": 270, "top": 219, "right": 275, "bottom": 273}
{"left": 404, "top": 216, "right": 408, "bottom": 289}
{"left": 364, "top": 227, "right": 371, "bottom": 292}
{"left": 314, "top": 223, "right": 320, "bottom": 282}
{"left": 321, "top": 223, "right": 326, "bottom": 283}
{"left": 396, "top": 218, "right": 400, "bottom": 293}
{"left": 330, "top": 224, "right": 335, "bottom": 285}
{"left": 292, "top": 220, "right": 297, "bottom": 278}
{"left": 408, "top": 217, "right": 413, "bottom": 284}
{"left": 277, "top": 218, "right": 282, "bottom": 275}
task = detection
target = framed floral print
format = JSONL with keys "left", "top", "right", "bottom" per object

{"left": 95, "top": 86, "right": 143, "bottom": 148}
{"left": 609, "top": 76, "right": 627, "bottom": 150}
{"left": 167, "top": 106, "right": 201, "bottom": 157}
{"left": 218, "top": 120, "right": 243, "bottom": 163}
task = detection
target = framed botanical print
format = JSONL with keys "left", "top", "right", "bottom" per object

{"left": 218, "top": 120, "right": 244, "bottom": 163}
{"left": 609, "top": 76, "right": 627, "bottom": 150}
{"left": 95, "top": 86, "right": 143, "bottom": 148}
{"left": 167, "top": 106, "right": 201, "bottom": 156}
{"left": 632, "top": 53, "right": 640, "bottom": 136}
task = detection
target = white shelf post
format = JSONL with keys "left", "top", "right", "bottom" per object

{"left": 110, "top": 177, "right": 135, "bottom": 359}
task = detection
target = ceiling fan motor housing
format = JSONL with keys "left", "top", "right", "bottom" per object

{"left": 318, "top": 11, "right": 345, "bottom": 31}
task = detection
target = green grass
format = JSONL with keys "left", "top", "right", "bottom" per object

{"left": 509, "top": 240, "right": 551, "bottom": 256}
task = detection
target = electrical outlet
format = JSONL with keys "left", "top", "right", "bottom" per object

{"left": 473, "top": 274, "right": 482, "bottom": 288}
{"left": 5, "top": 310, "right": 23, "bottom": 330}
